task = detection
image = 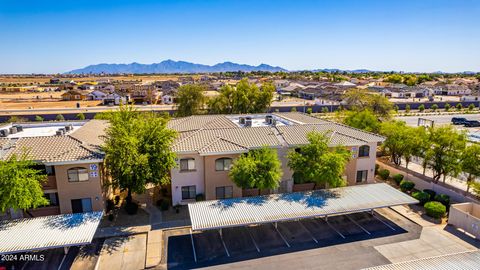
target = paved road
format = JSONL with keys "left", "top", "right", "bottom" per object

{"left": 395, "top": 113, "right": 480, "bottom": 127}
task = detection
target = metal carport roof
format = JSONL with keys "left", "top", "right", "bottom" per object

{"left": 362, "top": 250, "right": 480, "bottom": 270}
{"left": 188, "top": 183, "right": 418, "bottom": 231}
{"left": 0, "top": 211, "right": 103, "bottom": 254}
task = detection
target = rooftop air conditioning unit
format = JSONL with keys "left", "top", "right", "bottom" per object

{"left": 271, "top": 119, "right": 277, "bottom": 126}
{"left": 245, "top": 118, "right": 252, "bottom": 127}
{"left": 239, "top": 117, "right": 246, "bottom": 125}
{"left": 265, "top": 115, "right": 273, "bottom": 124}
{"left": 0, "top": 129, "right": 9, "bottom": 137}
{"left": 15, "top": 125, "right": 23, "bottom": 132}
{"left": 56, "top": 130, "right": 64, "bottom": 136}
{"left": 65, "top": 124, "right": 73, "bottom": 132}
{"left": 9, "top": 126, "right": 17, "bottom": 134}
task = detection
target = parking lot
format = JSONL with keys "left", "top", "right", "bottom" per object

{"left": 164, "top": 210, "right": 411, "bottom": 269}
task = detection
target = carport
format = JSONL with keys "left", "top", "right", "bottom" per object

{"left": 188, "top": 183, "right": 417, "bottom": 262}
{"left": 0, "top": 212, "right": 102, "bottom": 268}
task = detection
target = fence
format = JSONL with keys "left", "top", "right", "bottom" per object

{"left": 448, "top": 202, "right": 480, "bottom": 239}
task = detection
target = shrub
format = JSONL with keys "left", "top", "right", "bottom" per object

{"left": 392, "top": 174, "right": 404, "bottom": 185}
{"left": 418, "top": 104, "right": 425, "bottom": 112}
{"left": 412, "top": 191, "right": 430, "bottom": 205}
{"left": 160, "top": 199, "right": 170, "bottom": 211}
{"left": 195, "top": 194, "right": 205, "bottom": 201}
{"left": 106, "top": 199, "right": 115, "bottom": 212}
{"left": 405, "top": 104, "right": 411, "bottom": 113}
{"left": 35, "top": 115, "right": 44, "bottom": 121}
{"left": 55, "top": 114, "right": 65, "bottom": 121}
{"left": 108, "top": 213, "right": 115, "bottom": 221}
{"left": 423, "top": 189, "right": 436, "bottom": 200}
{"left": 434, "top": 194, "right": 450, "bottom": 208}
{"left": 125, "top": 202, "right": 139, "bottom": 215}
{"left": 375, "top": 164, "right": 380, "bottom": 175}
{"left": 291, "top": 107, "right": 297, "bottom": 112}
{"left": 399, "top": 180, "right": 415, "bottom": 192}
{"left": 444, "top": 103, "right": 451, "bottom": 111}
{"left": 424, "top": 201, "right": 446, "bottom": 219}
{"left": 76, "top": 112, "right": 86, "bottom": 120}
{"left": 468, "top": 103, "right": 475, "bottom": 111}
{"left": 321, "top": 107, "right": 329, "bottom": 113}
{"left": 431, "top": 104, "right": 438, "bottom": 112}
{"left": 378, "top": 169, "right": 390, "bottom": 180}
{"left": 306, "top": 107, "right": 313, "bottom": 114}
{"left": 456, "top": 103, "right": 463, "bottom": 111}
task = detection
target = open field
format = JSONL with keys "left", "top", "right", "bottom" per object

{"left": 0, "top": 100, "right": 102, "bottom": 110}
{"left": 0, "top": 91, "right": 65, "bottom": 100}
{"left": 0, "top": 74, "right": 196, "bottom": 84}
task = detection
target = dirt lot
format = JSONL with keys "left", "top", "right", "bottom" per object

{"left": 0, "top": 74, "right": 189, "bottom": 84}
{"left": 0, "top": 100, "right": 102, "bottom": 110}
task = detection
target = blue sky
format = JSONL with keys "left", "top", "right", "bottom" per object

{"left": 1, "top": 0, "right": 479, "bottom": 74}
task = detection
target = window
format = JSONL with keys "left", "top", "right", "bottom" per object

{"left": 180, "top": 158, "right": 195, "bottom": 171}
{"left": 358, "top": 145, "right": 370, "bottom": 158}
{"left": 181, "top": 186, "right": 196, "bottom": 200}
{"left": 42, "top": 192, "right": 59, "bottom": 207}
{"left": 216, "top": 186, "right": 233, "bottom": 199}
{"left": 215, "top": 158, "right": 232, "bottom": 171}
{"left": 356, "top": 170, "right": 368, "bottom": 183}
{"left": 67, "top": 167, "right": 89, "bottom": 182}
{"left": 71, "top": 198, "right": 92, "bottom": 213}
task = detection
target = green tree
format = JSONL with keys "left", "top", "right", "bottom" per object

{"left": 0, "top": 153, "right": 48, "bottom": 212}
{"left": 468, "top": 103, "right": 475, "bottom": 111}
{"left": 405, "top": 104, "right": 411, "bottom": 113}
{"left": 291, "top": 107, "right": 297, "bottom": 112}
{"left": 342, "top": 89, "right": 393, "bottom": 118}
{"left": 321, "top": 107, "right": 329, "bottom": 113}
{"left": 229, "top": 146, "right": 283, "bottom": 191}
{"left": 287, "top": 132, "right": 351, "bottom": 187}
{"left": 175, "top": 84, "right": 207, "bottom": 117}
{"left": 384, "top": 74, "right": 404, "bottom": 84}
{"left": 7, "top": 116, "right": 28, "bottom": 123}
{"left": 208, "top": 79, "right": 274, "bottom": 114}
{"left": 34, "top": 115, "right": 44, "bottom": 122}
{"left": 424, "top": 126, "right": 467, "bottom": 183}
{"left": 76, "top": 112, "right": 86, "bottom": 120}
{"left": 456, "top": 103, "right": 463, "bottom": 111}
{"left": 431, "top": 104, "right": 438, "bottom": 112}
{"left": 55, "top": 114, "right": 65, "bottom": 121}
{"left": 462, "top": 144, "right": 480, "bottom": 193}
{"left": 444, "top": 103, "right": 451, "bottom": 111}
{"left": 380, "top": 121, "right": 421, "bottom": 166}
{"left": 343, "top": 109, "right": 380, "bottom": 133}
{"left": 418, "top": 104, "right": 425, "bottom": 112}
{"left": 103, "top": 106, "right": 178, "bottom": 203}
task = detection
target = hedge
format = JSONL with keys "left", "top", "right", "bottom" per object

{"left": 378, "top": 169, "right": 390, "bottom": 180}
{"left": 424, "top": 201, "right": 446, "bottom": 219}
{"left": 399, "top": 180, "right": 415, "bottom": 192}
{"left": 392, "top": 174, "right": 404, "bottom": 185}
{"left": 423, "top": 189, "right": 436, "bottom": 200}
{"left": 412, "top": 191, "right": 430, "bottom": 206}
{"left": 434, "top": 194, "right": 450, "bottom": 208}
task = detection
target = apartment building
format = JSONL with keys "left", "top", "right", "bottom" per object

{"left": 167, "top": 112, "right": 384, "bottom": 205}
{"left": 0, "top": 120, "right": 108, "bottom": 218}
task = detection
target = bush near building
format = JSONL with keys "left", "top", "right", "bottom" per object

{"left": 434, "top": 194, "right": 450, "bottom": 208}
{"left": 412, "top": 191, "right": 430, "bottom": 205}
{"left": 392, "top": 173, "right": 404, "bottom": 185}
{"left": 423, "top": 189, "right": 436, "bottom": 200}
{"left": 399, "top": 180, "right": 415, "bottom": 192}
{"left": 424, "top": 201, "right": 446, "bottom": 219}
{"left": 378, "top": 169, "right": 390, "bottom": 180}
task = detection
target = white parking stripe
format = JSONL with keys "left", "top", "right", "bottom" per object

{"left": 246, "top": 227, "right": 260, "bottom": 252}
{"left": 346, "top": 215, "right": 371, "bottom": 235}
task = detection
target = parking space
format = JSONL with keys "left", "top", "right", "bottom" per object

{"left": 164, "top": 209, "right": 409, "bottom": 269}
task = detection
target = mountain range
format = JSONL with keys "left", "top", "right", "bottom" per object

{"left": 66, "top": 60, "right": 286, "bottom": 74}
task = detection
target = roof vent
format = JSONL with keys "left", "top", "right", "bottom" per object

{"left": 9, "top": 126, "right": 17, "bottom": 134}
{"left": 56, "top": 130, "right": 64, "bottom": 136}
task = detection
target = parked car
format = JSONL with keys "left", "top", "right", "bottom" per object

{"left": 464, "top": 120, "right": 480, "bottom": 127}
{"left": 451, "top": 117, "right": 468, "bottom": 125}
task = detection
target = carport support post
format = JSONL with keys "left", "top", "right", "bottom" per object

{"left": 64, "top": 246, "right": 69, "bottom": 255}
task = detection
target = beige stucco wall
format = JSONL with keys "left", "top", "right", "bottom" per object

{"left": 448, "top": 203, "right": 480, "bottom": 239}
{"left": 54, "top": 162, "right": 104, "bottom": 213}
{"left": 171, "top": 154, "right": 205, "bottom": 205}
{"left": 204, "top": 154, "right": 242, "bottom": 201}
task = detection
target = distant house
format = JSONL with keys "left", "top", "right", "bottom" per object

{"left": 103, "top": 92, "right": 128, "bottom": 105}
{"left": 61, "top": 90, "right": 88, "bottom": 101}
{"left": 87, "top": 90, "right": 108, "bottom": 101}
{"left": 162, "top": 94, "right": 174, "bottom": 104}
{"left": 333, "top": 81, "right": 356, "bottom": 88}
